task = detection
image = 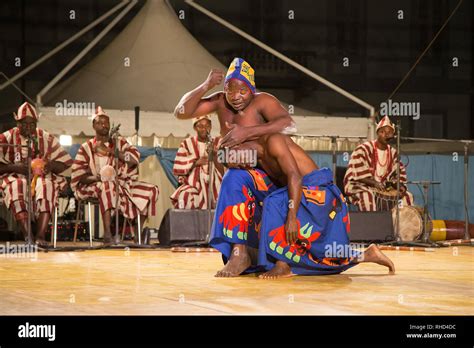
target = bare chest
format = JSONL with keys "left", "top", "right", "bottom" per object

{"left": 216, "top": 104, "right": 265, "bottom": 136}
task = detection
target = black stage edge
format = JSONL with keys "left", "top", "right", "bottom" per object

{"left": 0, "top": 316, "right": 471, "bottom": 346}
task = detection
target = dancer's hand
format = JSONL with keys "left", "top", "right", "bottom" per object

{"left": 285, "top": 216, "right": 299, "bottom": 245}
{"left": 221, "top": 122, "right": 247, "bottom": 148}
{"left": 204, "top": 69, "right": 224, "bottom": 90}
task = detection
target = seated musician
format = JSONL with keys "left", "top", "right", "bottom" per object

{"left": 343, "top": 116, "right": 414, "bottom": 211}
{"left": 71, "top": 107, "right": 159, "bottom": 245}
{"left": 0, "top": 102, "right": 72, "bottom": 246}
{"left": 170, "top": 115, "right": 224, "bottom": 209}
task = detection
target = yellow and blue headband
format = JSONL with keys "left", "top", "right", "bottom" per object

{"left": 225, "top": 57, "right": 256, "bottom": 94}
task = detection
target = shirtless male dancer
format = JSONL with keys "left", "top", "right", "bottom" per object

{"left": 210, "top": 134, "right": 395, "bottom": 279}
{"left": 174, "top": 58, "right": 296, "bottom": 147}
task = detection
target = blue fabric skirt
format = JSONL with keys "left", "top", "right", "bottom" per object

{"left": 210, "top": 168, "right": 359, "bottom": 275}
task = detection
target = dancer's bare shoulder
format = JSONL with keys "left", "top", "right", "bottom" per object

{"left": 252, "top": 92, "right": 282, "bottom": 107}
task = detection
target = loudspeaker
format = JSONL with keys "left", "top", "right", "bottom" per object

{"left": 158, "top": 209, "right": 215, "bottom": 245}
{"left": 349, "top": 211, "right": 394, "bottom": 242}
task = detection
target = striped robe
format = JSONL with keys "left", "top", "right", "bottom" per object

{"left": 343, "top": 140, "right": 413, "bottom": 211}
{"left": 71, "top": 137, "right": 159, "bottom": 219}
{"left": 170, "top": 136, "right": 223, "bottom": 209}
{"left": 0, "top": 127, "right": 72, "bottom": 217}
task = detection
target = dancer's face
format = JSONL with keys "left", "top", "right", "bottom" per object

{"left": 224, "top": 79, "right": 253, "bottom": 111}
{"left": 93, "top": 115, "right": 110, "bottom": 136}
{"left": 18, "top": 117, "right": 37, "bottom": 138}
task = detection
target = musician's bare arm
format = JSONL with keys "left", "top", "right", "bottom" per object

{"left": 79, "top": 174, "right": 100, "bottom": 185}
{"left": 359, "top": 178, "right": 384, "bottom": 191}
{"left": 0, "top": 163, "right": 28, "bottom": 175}
{"left": 44, "top": 161, "right": 68, "bottom": 174}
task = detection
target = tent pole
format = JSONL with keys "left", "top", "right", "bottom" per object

{"left": 36, "top": 0, "right": 138, "bottom": 105}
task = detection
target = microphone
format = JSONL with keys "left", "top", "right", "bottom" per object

{"left": 386, "top": 136, "right": 396, "bottom": 144}
{"left": 109, "top": 123, "right": 121, "bottom": 138}
{"left": 206, "top": 130, "right": 214, "bottom": 160}
{"left": 27, "top": 133, "right": 39, "bottom": 156}
{"left": 134, "top": 106, "right": 140, "bottom": 133}
{"left": 205, "top": 130, "right": 213, "bottom": 147}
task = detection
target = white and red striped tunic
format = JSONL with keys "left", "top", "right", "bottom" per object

{"left": 343, "top": 140, "right": 413, "bottom": 211}
{"left": 0, "top": 127, "right": 72, "bottom": 216}
{"left": 71, "top": 137, "right": 159, "bottom": 219}
{"left": 170, "top": 136, "right": 223, "bottom": 209}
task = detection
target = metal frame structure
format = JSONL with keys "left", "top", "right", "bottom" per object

{"left": 183, "top": 0, "right": 377, "bottom": 139}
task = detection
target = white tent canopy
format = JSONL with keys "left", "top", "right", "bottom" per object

{"left": 44, "top": 0, "right": 226, "bottom": 112}
{"left": 38, "top": 106, "right": 370, "bottom": 139}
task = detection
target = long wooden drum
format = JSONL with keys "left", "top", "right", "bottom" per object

{"left": 430, "top": 220, "right": 474, "bottom": 241}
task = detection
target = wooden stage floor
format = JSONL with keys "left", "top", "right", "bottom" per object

{"left": 0, "top": 243, "right": 472, "bottom": 315}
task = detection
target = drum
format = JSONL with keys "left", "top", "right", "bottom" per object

{"left": 430, "top": 220, "right": 474, "bottom": 241}
{"left": 392, "top": 206, "right": 429, "bottom": 242}
{"left": 375, "top": 189, "right": 398, "bottom": 211}
{"left": 100, "top": 165, "right": 116, "bottom": 182}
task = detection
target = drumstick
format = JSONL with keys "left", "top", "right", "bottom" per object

{"left": 435, "top": 239, "right": 474, "bottom": 247}
{"left": 171, "top": 247, "right": 219, "bottom": 253}
{"left": 376, "top": 245, "right": 436, "bottom": 252}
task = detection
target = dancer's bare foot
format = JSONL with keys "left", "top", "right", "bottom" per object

{"left": 215, "top": 244, "right": 251, "bottom": 277}
{"left": 358, "top": 244, "right": 395, "bottom": 274}
{"left": 259, "top": 261, "right": 293, "bottom": 280}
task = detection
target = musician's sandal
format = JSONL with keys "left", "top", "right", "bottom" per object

{"left": 35, "top": 240, "right": 49, "bottom": 249}
{"left": 102, "top": 236, "right": 114, "bottom": 246}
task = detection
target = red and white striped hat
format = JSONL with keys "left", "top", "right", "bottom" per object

{"left": 376, "top": 115, "right": 395, "bottom": 132}
{"left": 92, "top": 106, "right": 109, "bottom": 121}
{"left": 192, "top": 114, "right": 211, "bottom": 127}
{"left": 14, "top": 102, "right": 39, "bottom": 121}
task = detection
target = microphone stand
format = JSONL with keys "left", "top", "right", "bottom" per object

{"left": 400, "top": 136, "right": 473, "bottom": 242}
{"left": 381, "top": 122, "right": 439, "bottom": 248}
{"left": 112, "top": 124, "right": 120, "bottom": 246}
{"left": 462, "top": 141, "right": 471, "bottom": 240}
{"left": 331, "top": 136, "right": 337, "bottom": 183}
{"left": 178, "top": 132, "right": 215, "bottom": 249}
{"left": 106, "top": 124, "right": 154, "bottom": 250}
{"left": 395, "top": 120, "right": 401, "bottom": 242}
{"left": 25, "top": 138, "right": 33, "bottom": 245}
{"left": 205, "top": 132, "right": 215, "bottom": 244}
